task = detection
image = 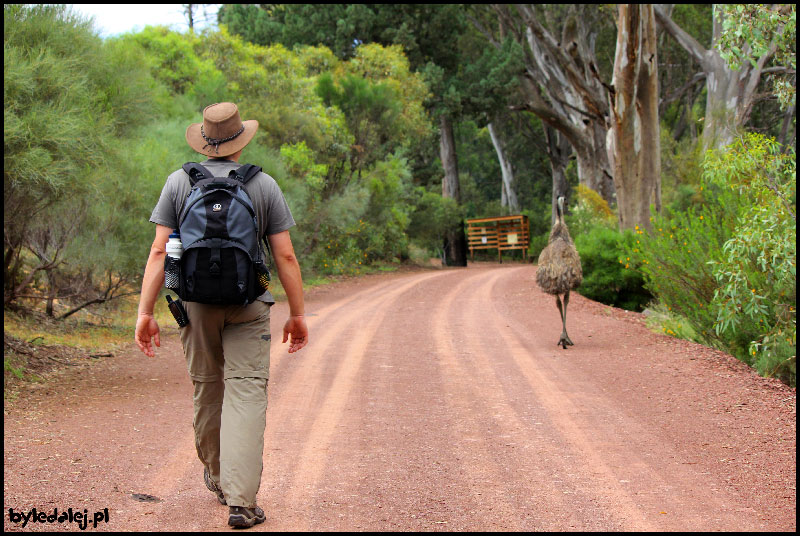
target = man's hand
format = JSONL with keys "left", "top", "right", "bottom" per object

{"left": 135, "top": 225, "right": 170, "bottom": 358}
{"left": 135, "top": 313, "right": 161, "bottom": 357}
{"left": 283, "top": 315, "right": 308, "bottom": 353}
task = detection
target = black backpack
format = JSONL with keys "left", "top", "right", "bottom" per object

{"left": 169, "top": 162, "right": 270, "bottom": 305}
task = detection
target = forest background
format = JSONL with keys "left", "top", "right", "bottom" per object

{"left": 4, "top": 4, "right": 796, "bottom": 386}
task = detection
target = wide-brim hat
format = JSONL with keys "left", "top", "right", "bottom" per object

{"left": 185, "top": 102, "right": 258, "bottom": 157}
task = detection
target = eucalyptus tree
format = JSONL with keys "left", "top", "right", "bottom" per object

{"left": 607, "top": 4, "right": 662, "bottom": 229}
{"left": 475, "top": 4, "right": 664, "bottom": 230}
{"left": 654, "top": 4, "right": 795, "bottom": 150}
{"left": 480, "top": 4, "right": 617, "bottom": 206}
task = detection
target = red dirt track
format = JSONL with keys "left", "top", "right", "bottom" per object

{"left": 3, "top": 264, "right": 796, "bottom": 531}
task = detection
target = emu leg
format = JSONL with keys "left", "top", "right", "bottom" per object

{"left": 562, "top": 290, "right": 574, "bottom": 346}
{"left": 555, "top": 294, "right": 569, "bottom": 349}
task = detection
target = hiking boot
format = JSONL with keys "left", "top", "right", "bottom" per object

{"left": 228, "top": 505, "right": 266, "bottom": 528}
{"left": 204, "top": 467, "right": 226, "bottom": 505}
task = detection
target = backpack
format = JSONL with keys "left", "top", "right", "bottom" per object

{"left": 170, "top": 162, "right": 271, "bottom": 305}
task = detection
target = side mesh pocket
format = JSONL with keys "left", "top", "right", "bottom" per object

{"left": 164, "top": 255, "right": 182, "bottom": 292}
{"left": 254, "top": 260, "right": 271, "bottom": 292}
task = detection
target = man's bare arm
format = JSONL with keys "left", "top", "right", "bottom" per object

{"left": 268, "top": 230, "right": 308, "bottom": 353}
{"left": 135, "top": 224, "right": 171, "bottom": 357}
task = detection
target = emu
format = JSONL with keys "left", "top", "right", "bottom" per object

{"left": 536, "top": 196, "right": 583, "bottom": 349}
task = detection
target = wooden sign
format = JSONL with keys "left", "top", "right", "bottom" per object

{"left": 466, "top": 214, "right": 529, "bottom": 262}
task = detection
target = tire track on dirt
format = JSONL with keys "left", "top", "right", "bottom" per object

{"left": 470, "top": 267, "right": 658, "bottom": 530}
{"left": 266, "top": 277, "right": 400, "bottom": 389}
{"left": 289, "top": 267, "right": 506, "bottom": 531}
{"left": 427, "top": 267, "right": 545, "bottom": 530}
{"left": 429, "top": 266, "right": 642, "bottom": 530}
{"left": 443, "top": 265, "right": 628, "bottom": 530}
{"left": 266, "top": 270, "right": 452, "bottom": 529}
{"left": 482, "top": 267, "right": 765, "bottom": 531}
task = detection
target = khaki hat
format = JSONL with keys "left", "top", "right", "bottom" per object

{"left": 185, "top": 102, "right": 259, "bottom": 157}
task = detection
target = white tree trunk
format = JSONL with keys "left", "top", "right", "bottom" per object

{"left": 487, "top": 122, "right": 520, "bottom": 214}
{"left": 497, "top": 5, "right": 616, "bottom": 206}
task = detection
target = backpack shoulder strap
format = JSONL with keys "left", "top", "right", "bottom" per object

{"left": 182, "top": 162, "right": 213, "bottom": 186}
{"left": 231, "top": 164, "right": 262, "bottom": 184}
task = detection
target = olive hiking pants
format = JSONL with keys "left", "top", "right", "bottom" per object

{"left": 179, "top": 300, "right": 271, "bottom": 509}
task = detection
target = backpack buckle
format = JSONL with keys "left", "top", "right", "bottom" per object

{"left": 209, "top": 249, "right": 221, "bottom": 277}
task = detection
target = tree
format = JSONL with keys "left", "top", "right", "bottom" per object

{"left": 654, "top": 4, "right": 795, "bottom": 150}
{"left": 220, "top": 4, "right": 471, "bottom": 265}
{"left": 4, "top": 5, "right": 157, "bottom": 310}
{"left": 656, "top": 5, "right": 712, "bottom": 144}
{"left": 487, "top": 120, "right": 520, "bottom": 213}
{"left": 607, "top": 5, "right": 662, "bottom": 230}
{"left": 481, "top": 4, "right": 617, "bottom": 205}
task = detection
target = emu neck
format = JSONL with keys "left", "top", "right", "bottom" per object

{"left": 549, "top": 220, "right": 572, "bottom": 244}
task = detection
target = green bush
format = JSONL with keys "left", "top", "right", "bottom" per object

{"left": 632, "top": 179, "right": 745, "bottom": 347}
{"left": 706, "top": 134, "right": 796, "bottom": 385}
{"left": 4, "top": 4, "right": 161, "bottom": 308}
{"left": 635, "top": 133, "right": 796, "bottom": 386}
{"left": 565, "top": 184, "right": 617, "bottom": 237}
{"left": 406, "top": 187, "right": 463, "bottom": 254}
{"left": 574, "top": 227, "right": 652, "bottom": 311}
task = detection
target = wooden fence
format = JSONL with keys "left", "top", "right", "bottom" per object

{"left": 466, "top": 214, "right": 530, "bottom": 262}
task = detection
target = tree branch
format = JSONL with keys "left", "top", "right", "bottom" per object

{"left": 660, "top": 71, "right": 706, "bottom": 108}
{"left": 653, "top": 4, "right": 709, "bottom": 68}
{"left": 466, "top": 13, "right": 500, "bottom": 49}
{"left": 58, "top": 290, "right": 138, "bottom": 320}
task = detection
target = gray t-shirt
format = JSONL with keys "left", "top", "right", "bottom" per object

{"left": 150, "top": 159, "right": 295, "bottom": 304}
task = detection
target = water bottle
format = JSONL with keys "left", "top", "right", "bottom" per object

{"left": 166, "top": 230, "right": 183, "bottom": 259}
{"left": 164, "top": 230, "right": 182, "bottom": 291}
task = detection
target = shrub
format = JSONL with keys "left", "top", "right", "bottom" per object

{"left": 565, "top": 184, "right": 617, "bottom": 237}
{"left": 406, "top": 187, "right": 463, "bottom": 254}
{"left": 632, "top": 179, "right": 745, "bottom": 348}
{"left": 706, "top": 134, "right": 796, "bottom": 385}
{"left": 635, "top": 133, "right": 796, "bottom": 386}
{"left": 574, "top": 226, "right": 652, "bottom": 311}
{"left": 4, "top": 5, "right": 160, "bottom": 309}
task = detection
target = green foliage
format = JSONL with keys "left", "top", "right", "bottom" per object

{"left": 635, "top": 133, "right": 796, "bottom": 385}
{"left": 659, "top": 126, "right": 706, "bottom": 209}
{"left": 5, "top": 5, "right": 108, "bottom": 202}
{"left": 716, "top": 4, "right": 796, "bottom": 109}
{"left": 706, "top": 134, "right": 796, "bottom": 384}
{"left": 4, "top": 4, "right": 160, "bottom": 307}
{"left": 457, "top": 37, "right": 525, "bottom": 118}
{"left": 632, "top": 179, "right": 745, "bottom": 349}
{"left": 316, "top": 73, "right": 402, "bottom": 171}
{"left": 643, "top": 302, "right": 701, "bottom": 342}
{"left": 117, "top": 26, "right": 226, "bottom": 96}
{"left": 406, "top": 188, "right": 463, "bottom": 254}
{"left": 221, "top": 3, "right": 472, "bottom": 121}
{"left": 574, "top": 227, "right": 652, "bottom": 312}
{"left": 342, "top": 43, "right": 432, "bottom": 147}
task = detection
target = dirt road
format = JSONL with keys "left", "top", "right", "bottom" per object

{"left": 4, "top": 264, "right": 796, "bottom": 531}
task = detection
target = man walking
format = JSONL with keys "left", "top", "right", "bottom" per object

{"left": 135, "top": 102, "right": 308, "bottom": 528}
